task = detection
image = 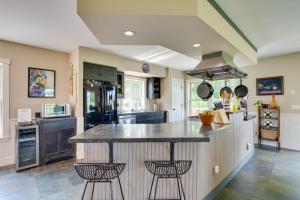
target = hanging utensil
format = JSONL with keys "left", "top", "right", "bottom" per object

{"left": 234, "top": 79, "right": 248, "bottom": 98}
{"left": 197, "top": 80, "right": 214, "bottom": 101}
{"left": 219, "top": 79, "right": 233, "bottom": 99}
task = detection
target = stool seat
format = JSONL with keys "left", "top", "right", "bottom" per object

{"left": 144, "top": 160, "right": 192, "bottom": 176}
{"left": 74, "top": 163, "right": 126, "bottom": 200}
{"left": 75, "top": 163, "right": 125, "bottom": 180}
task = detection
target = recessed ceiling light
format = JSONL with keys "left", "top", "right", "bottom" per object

{"left": 193, "top": 43, "right": 201, "bottom": 48}
{"left": 123, "top": 31, "right": 135, "bottom": 36}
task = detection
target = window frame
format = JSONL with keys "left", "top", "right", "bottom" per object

{"left": 186, "top": 78, "right": 237, "bottom": 117}
{"left": 122, "top": 76, "right": 146, "bottom": 111}
{"left": 0, "top": 58, "right": 10, "bottom": 139}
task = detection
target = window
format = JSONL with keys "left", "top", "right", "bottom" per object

{"left": 122, "top": 77, "right": 145, "bottom": 111}
{"left": 0, "top": 58, "right": 9, "bottom": 138}
{"left": 189, "top": 81, "right": 209, "bottom": 116}
{"left": 211, "top": 79, "right": 236, "bottom": 104}
{"left": 187, "top": 79, "right": 236, "bottom": 116}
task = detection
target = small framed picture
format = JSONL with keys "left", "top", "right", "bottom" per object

{"left": 256, "top": 76, "right": 284, "bottom": 95}
{"left": 28, "top": 67, "right": 56, "bottom": 98}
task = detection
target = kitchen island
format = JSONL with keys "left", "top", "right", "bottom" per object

{"left": 70, "top": 111, "right": 255, "bottom": 200}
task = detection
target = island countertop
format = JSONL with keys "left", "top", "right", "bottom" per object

{"left": 69, "top": 119, "right": 231, "bottom": 143}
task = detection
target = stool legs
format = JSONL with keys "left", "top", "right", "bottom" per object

{"left": 148, "top": 173, "right": 156, "bottom": 200}
{"left": 82, "top": 181, "right": 89, "bottom": 200}
{"left": 148, "top": 176, "right": 186, "bottom": 200}
{"left": 109, "top": 181, "right": 113, "bottom": 200}
{"left": 179, "top": 177, "right": 186, "bottom": 200}
{"left": 91, "top": 182, "right": 96, "bottom": 200}
{"left": 117, "top": 176, "right": 125, "bottom": 200}
{"left": 153, "top": 177, "right": 159, "bottom": 199}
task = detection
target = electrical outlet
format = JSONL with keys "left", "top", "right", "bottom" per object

{"left": 290, "top": 89, "right": 296, "bottom": 95}
{"left": 213, "top": 165, "right": 220, "bottom": 174}
{"left": 246, "top": 143, "right": 251, "bottom": 151}
{"left": 291, "top": 105, "right": 300, "bottom": 110}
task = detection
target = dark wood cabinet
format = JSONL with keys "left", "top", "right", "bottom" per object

{"left": 38, "top": 118, "right": 76, "bottom": 165}
{"left": 134, "top": 111, "right": 167, "bottom": 124}
{"left": 84, "top": 62, "right": 117, "bottom": 82}
{"left": 117, "top": 71, "right": 125, "bottom": 98}
{"left": 147, "top": 78, "right": 161, "bottom": 99}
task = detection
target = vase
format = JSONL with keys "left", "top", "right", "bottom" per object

{"left": 271, "top": 94, "right": 278, "bottom": 108}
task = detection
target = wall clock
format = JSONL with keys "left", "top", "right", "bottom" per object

{"left": 142, "top": 63, "right": 150, "bottom": 73}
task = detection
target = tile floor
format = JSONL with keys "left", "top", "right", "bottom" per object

{"left": 217, "top": 148, "right": 300, "bottom": 200}
{"left": 0, "top": 148, "right": 299, "bottom": 200}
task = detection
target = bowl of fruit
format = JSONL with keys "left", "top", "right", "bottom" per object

{"left": 199, "top": 110, "right": 215, "bottom": 125}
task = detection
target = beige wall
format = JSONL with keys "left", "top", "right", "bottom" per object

{"left": 243, "top": 52, "right": 300, "bottom": 114}
{"left": 0, "top": 40, "right": 70, "bottom": 118}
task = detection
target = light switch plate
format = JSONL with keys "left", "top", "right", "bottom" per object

{"left": 291, "top": 105, "right": 300, "bottom": 110}
{"left": 213, "top": 165, "right": 220, "bottom": 174}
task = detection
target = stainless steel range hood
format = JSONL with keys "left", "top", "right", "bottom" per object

{"left": 186, "top": 51, "right": 248, "bottom": 80}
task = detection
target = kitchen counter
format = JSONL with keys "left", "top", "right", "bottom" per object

{"left": 69, "top": 120, "right": 231, "bottom": 143}
{"left": 70, "top": 112, "right": 255, "bottom": 200}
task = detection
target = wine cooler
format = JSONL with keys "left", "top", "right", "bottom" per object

{"left": 16, "top": 125, "right": 39, "bottom": 171}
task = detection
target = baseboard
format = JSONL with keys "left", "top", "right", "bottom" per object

{"left": 0, "top": 156, "right": 15, "bottom": 167}
{"left": 204, "top": 149, "right": 255, "bottom": 200}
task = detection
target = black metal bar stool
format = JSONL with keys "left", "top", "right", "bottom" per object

{"left": 145, "top": 160, "right": 192, "bottom": 200}
{"left": 74, "top": 163, "right": 126, "bottom": 200}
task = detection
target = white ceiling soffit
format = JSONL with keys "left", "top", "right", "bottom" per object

{"left": 79, "top": 14, "right": 237, "bottom": 63}
{"left": 101, "top": 45, "right": 201, "bottom": 70}
{"left": 216, "top": 0, "right": 300, "bottom": 59}
{"left": 0, "top": 0, "right": 202, "bottom": 70}
{"left": 0, "top": 0, "right": 100, "bottom": 52}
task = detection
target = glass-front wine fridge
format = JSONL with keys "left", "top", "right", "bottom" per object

{"left": 16, "top": 125, "right": 39, "bottom": 171}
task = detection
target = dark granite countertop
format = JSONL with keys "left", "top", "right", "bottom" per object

{"left": 118, "top": 110, "right": 166, "bottom": 116}
{"left": 69, "top": 120, "right": 231, "bottom": 144}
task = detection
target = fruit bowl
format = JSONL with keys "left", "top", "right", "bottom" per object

{"left": 199, "top": 111, "right": 215, "bottom": 125}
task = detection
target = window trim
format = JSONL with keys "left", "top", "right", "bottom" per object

{"left": 121, "top": 75, "right": 146, "bottom": 111}
{"left": 0, "top": 57, "right": 10, "bottom": 139}
{"left": 186, "top": 78, "right": 237, "bottom": 117}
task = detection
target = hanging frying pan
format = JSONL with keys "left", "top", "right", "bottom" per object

{"left": 234, "top": 79, "right": 248, "bottom": 98}
{"left": 197, "top": 80, "right": 214, "bottom": 101}
{"left": 219, "top": 79, "right": 234, "bottom": 99}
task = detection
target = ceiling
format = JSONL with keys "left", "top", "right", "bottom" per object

{"left": 216, "top": 0, "right": 300, "bottom": 58}
{"left": 0, "top": 0, "right": 239, "bottom": 70}
{"left": 2, "top": 1, "right": 297, "bottom": 69}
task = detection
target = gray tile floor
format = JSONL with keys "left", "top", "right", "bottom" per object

{"left": 0, "top": 148, "right": 299, "bottom": 200}
{"left": 217, "top": 148, "right": 300, "bottom": 200}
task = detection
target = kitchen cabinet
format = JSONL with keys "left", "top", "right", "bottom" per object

{"left": 38, "top": 117, "right": 76, "bottom": 165}
{"left": 135, "top": 111, "right": 167, "bottom": 124}
{"left": 147, "top": 78, "right": 161, "bottom": 99}
{"left": 117, "top": 71, "right": 125, "bottom": 98}
{"left": 84, "top": 62, "right": 117, "bottom": 82}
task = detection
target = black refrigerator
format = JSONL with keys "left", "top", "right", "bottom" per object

{"left": 83, "top": 80, "right": 118, "bottom": 130}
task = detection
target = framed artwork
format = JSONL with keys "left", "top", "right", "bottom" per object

{"left": 256, "top": 76, "right": 284, "bottom": 95}
{"left": 28, "top": 67, "right": 56, "bottom": 98}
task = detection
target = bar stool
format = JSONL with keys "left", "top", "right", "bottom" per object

{"left": 145, "top": 160, "right": 192, "bottom": 200}
{"left": 74, "top": 163, "right": 126, "bottom": 200}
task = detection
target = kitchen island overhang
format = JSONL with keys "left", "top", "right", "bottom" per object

{"left": 69, "top": 120, "right": 231, "bottom": 144}
{"left": 69, "top": 113, "right": 255, "bottom": 200}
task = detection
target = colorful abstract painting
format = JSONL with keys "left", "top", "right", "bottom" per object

{"left": 256, "top": 76, "right": 284, "bottom": 95}
{"left": 28, "top": 67, "right": 55, "bottom": 98}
